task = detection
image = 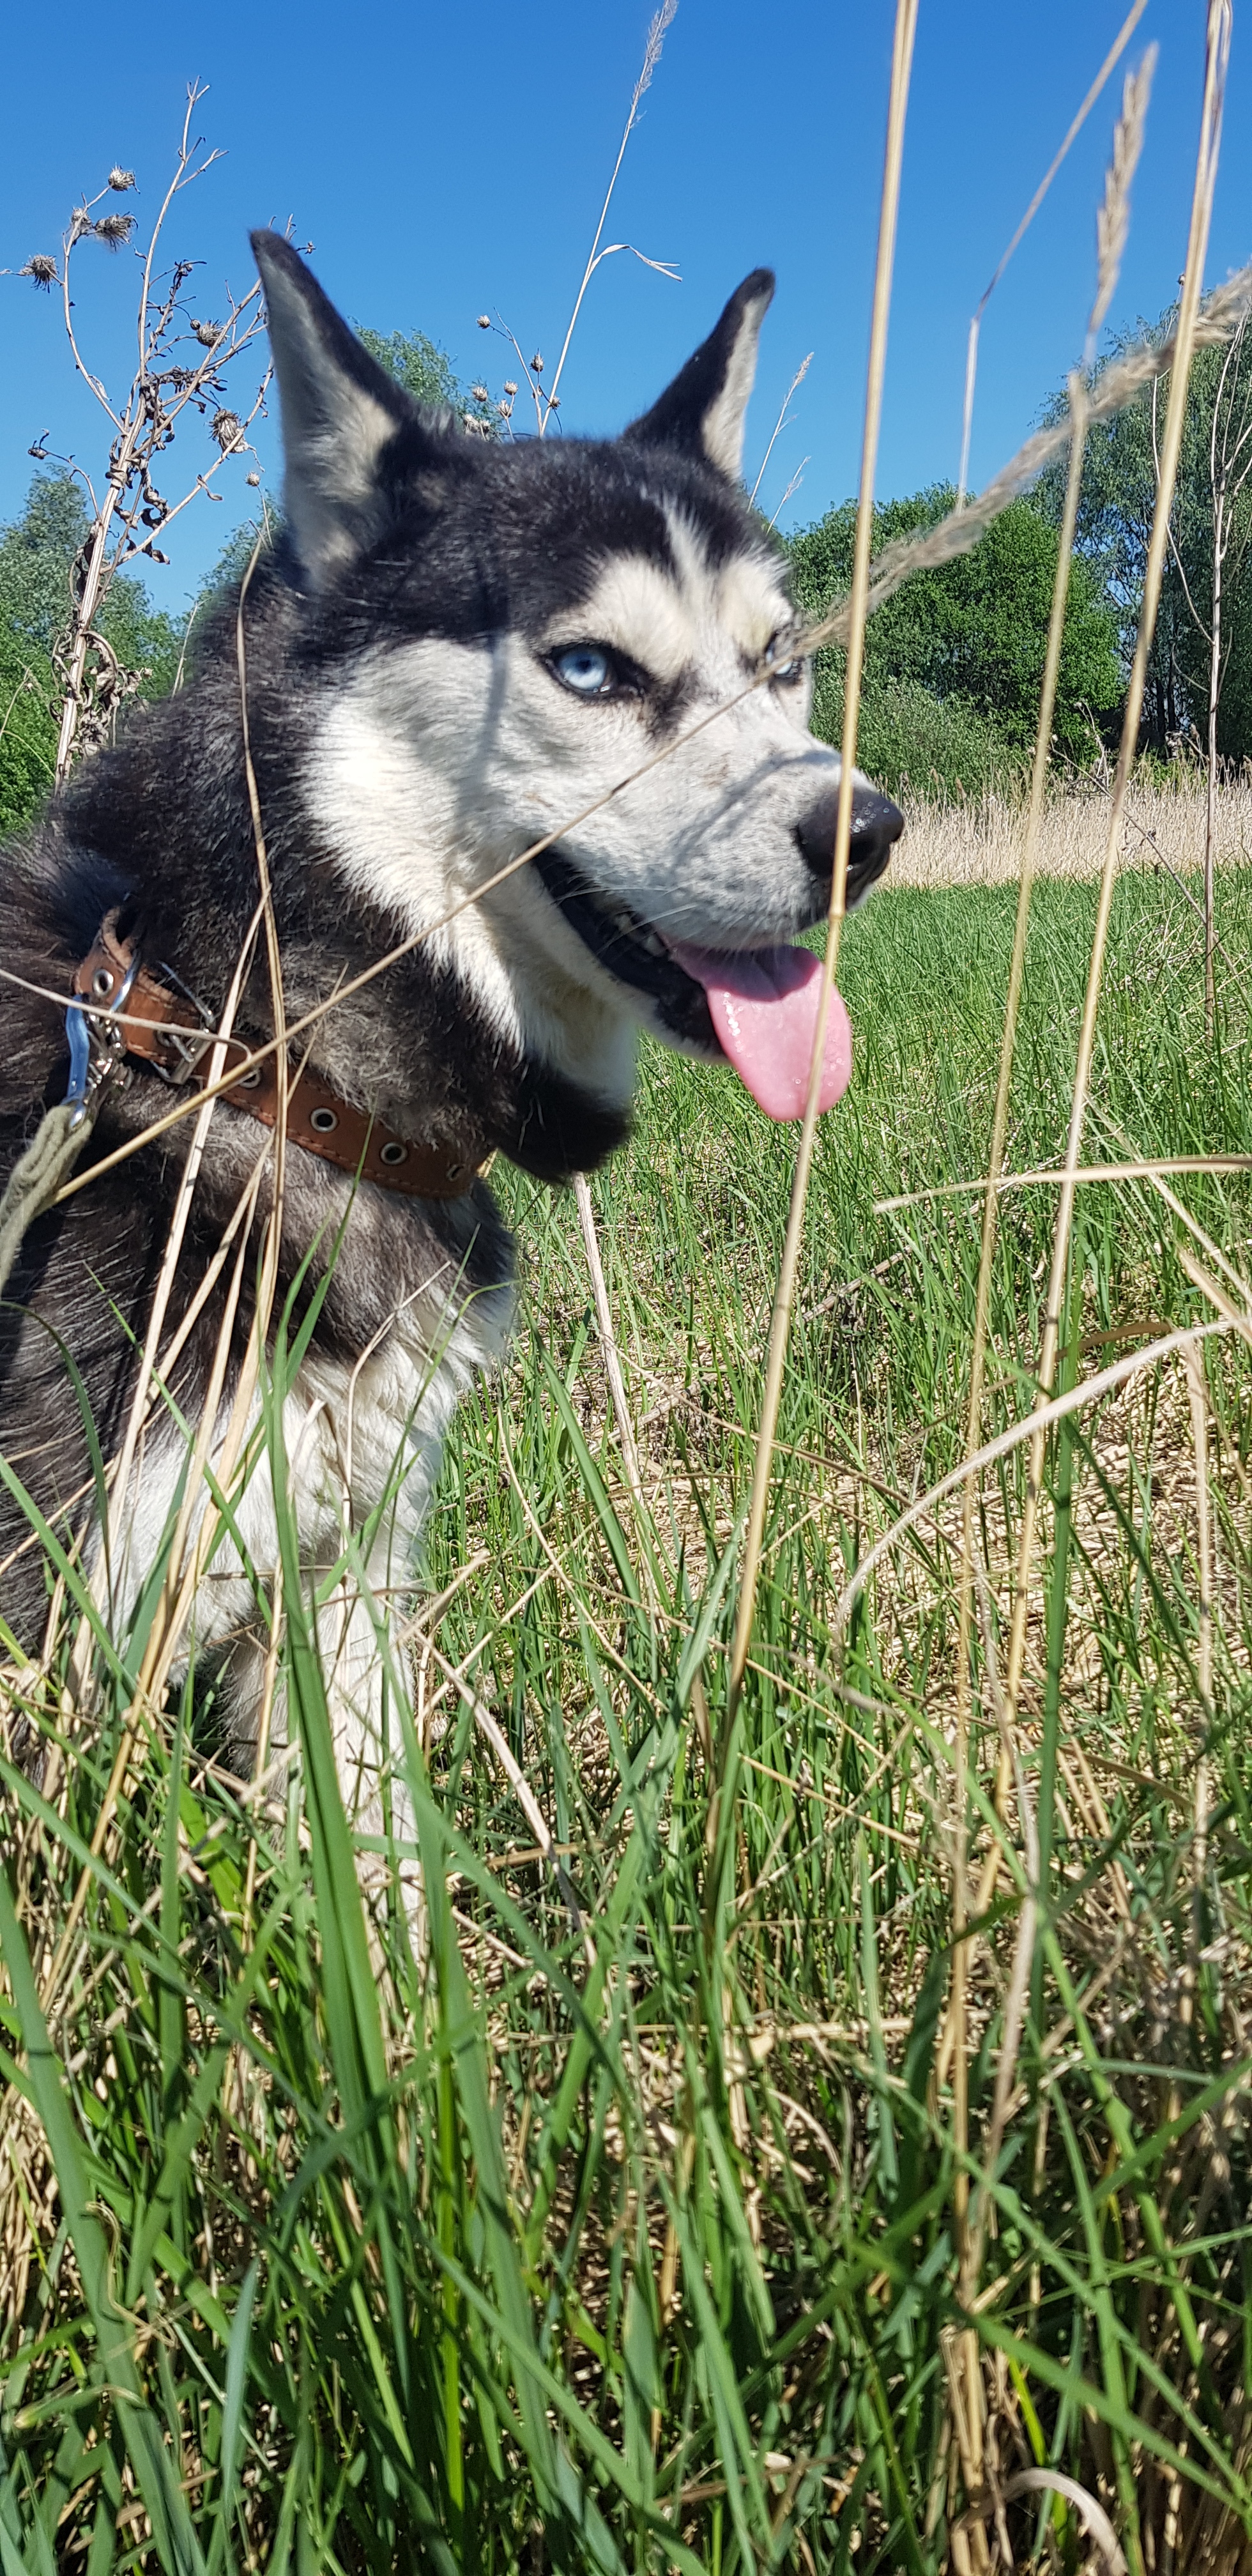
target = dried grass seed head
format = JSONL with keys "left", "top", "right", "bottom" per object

{"left": 1088, "top": 46, "right": 1158, "bottom": 353}
{"left": 637, "top": 0, "right": 679, "bottom": 100}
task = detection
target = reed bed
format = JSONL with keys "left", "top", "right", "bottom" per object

{"left": 890, "top": 773, "right": 1252, "bottom": 890}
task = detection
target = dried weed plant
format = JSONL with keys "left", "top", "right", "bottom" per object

{"left": 13, "top": 81, "right": 270, "bottom": 776}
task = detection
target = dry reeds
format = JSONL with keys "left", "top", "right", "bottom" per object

{"left": 888, "top": 773, "right": 1252, "bottom": 889}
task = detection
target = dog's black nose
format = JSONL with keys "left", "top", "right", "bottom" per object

{"left": 797, "top": 781, "right": 905, "bottom": 905}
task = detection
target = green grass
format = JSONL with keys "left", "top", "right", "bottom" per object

{"left": 3, "top": 862, "right": 1252, "bottom": 2573}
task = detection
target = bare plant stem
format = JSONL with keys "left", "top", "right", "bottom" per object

{"left": 955, "top": 0, "right": 1149, "bottom": 505}
{"left": 835, "top": 1318, "right": 1230, "bottom": 1637}
{"left": 1184, "top": 1340, "right": 1213, "bottom": 1910}
{"left": 721, "top": 0, "right": 919, "bottom": 1756}
{"left": 574, "top": 1174, "right": 647, "bottom": 1526}
{"left": 989, "top": 0, "right": 1231, "bottom": 1891}
{"left": 49, "top": 82, "right": 266, "bottom": 777}
{"left": 541, "top": 0, "right": 678, "bottom": 431}
{"left": 946, "top": 372, "right": 1090, "bottom": 2275}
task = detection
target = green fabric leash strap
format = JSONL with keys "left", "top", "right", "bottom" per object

{"left": 0, "top": 1102, "right": 95, "bottom": 1305}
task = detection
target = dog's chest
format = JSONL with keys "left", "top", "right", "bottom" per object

{"left": 109, "top": 1274, "right": 515, "bottom": 1646}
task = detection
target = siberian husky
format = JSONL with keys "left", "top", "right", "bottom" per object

{"left": 0, "top": 233, "right": 901, "bottom": 1885}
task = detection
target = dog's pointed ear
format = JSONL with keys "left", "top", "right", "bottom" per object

{"left": 252, "top": 230, "right": 419, "bottom": 583}
{"left": 625, "top": 269, "right": 775, "bottom": 480}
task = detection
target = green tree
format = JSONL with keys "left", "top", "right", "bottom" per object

{"left": 1035, "top": 317, "right": 1252, "bottom": 761}
{"left": 356, "top": 323, "right": 464, "bottom": 410}
{"left": 0, "top": 473, "right": 183, "bottom": 831}
{"left": 356, "top": 322, "right": 499, "bottom": 433}
{"left": 787, "top": 486, "right": 1122, "bottom": 797}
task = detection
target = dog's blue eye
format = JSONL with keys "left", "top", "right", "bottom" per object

{"left": 766, "top": 640, "right": 803, "bottom": 684}
{"left": 552, "top": 645, "right": 614, "bottom": 697}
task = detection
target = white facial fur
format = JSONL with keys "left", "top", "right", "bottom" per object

{"left": 305, "top": 509, "right": 854, "bottom": 1105}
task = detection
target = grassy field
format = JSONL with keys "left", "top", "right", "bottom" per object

{"left": 2, "top": 834, "right": 1252, "bottom": 2573}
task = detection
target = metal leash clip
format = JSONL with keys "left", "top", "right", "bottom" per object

{"left": 142, "top": 960, "right": 215, "bottom": 1086}
{"left": 63, "top": 947, "right": 143, "bottom": 1131}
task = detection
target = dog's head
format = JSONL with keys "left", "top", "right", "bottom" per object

{"left": 252, "top": 233, "right": 902, "bottom": 1123}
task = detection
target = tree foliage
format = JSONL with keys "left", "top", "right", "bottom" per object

{"left": 355, "top": 323, "right": 464, "bottom": 410}
{"left": 0, "top": 474, "right": 182, "bottom": 835}
{"left": 786, "top": 487, "right": 1123, "bottom": 799}
{"left": 1035, "top": 318, "right": 1252, "bottom": 762}
{"left": 356, "top": 322, "right": 500, "bottom": 433}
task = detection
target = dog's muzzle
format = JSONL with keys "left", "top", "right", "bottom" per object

{"left": 796, "top": 783, "right": 905, "bottom": 908}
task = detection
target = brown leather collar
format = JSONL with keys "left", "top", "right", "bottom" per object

{"left": 70, "top": 912, "right": 491, "bottom": 1200}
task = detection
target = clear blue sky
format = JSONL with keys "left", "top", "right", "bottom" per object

{"left": 1, "top": 0, "right": 1248, "bottom": 613}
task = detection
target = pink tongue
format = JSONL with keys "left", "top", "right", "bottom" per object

{"left": 667, "top": 942, "right": 853, "bottom": 1123}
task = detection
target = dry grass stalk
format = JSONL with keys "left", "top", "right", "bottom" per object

{"left": 946, "top": 45, "right": 1153, "bottom": 2301}
{"left": 992, "top": 0, "right": 1232, "bottom": 1844}
{"left": 1088, "top": 50, "right": 1157, "bottom": 358}
{"left": 722, "top": 0, "right": 920, "bottom": 1746}
{"left": 749, "top": 350, "right": 813, "bottom": 508}
{"left": 811, "top": 256, "right": 1252, "bottom": 660}
{"left": 36, "top": 547, "right": 293, "bottom": 2015}
{"left": 877, "top": 1153, "right": 1252, "bottom": 1224}
{"left": 834, "top": 1317, "right": 1231, "bottom": 1636}
{"left": 955, "top": 0, "right": 1150, "bottom": 503}
{"left": 541, "top": 0, "right": 680, "bottom": 431}
{"left": 1183, "top": 1338, "right": 1213, "bottom": 1905}
{"left": 427, "top": 1641, "right": 595, "bottom": 1963}
{"left": 946, "top": 374, "right": 1089, "bottom": 2255}
{"left": 574, "top": 1174, "right": 648, "bottom": 1529}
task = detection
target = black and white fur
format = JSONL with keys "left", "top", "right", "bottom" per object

{"left": 0, "top": 236, "right": 901, "bottom": 1873}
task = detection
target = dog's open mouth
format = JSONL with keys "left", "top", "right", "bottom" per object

{"left": 531, "top": 847, "right": 853, "bottom": 1123}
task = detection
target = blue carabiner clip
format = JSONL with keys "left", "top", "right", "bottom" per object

{"left": 63, "top": 950, "right": 142, "bottom": 1130}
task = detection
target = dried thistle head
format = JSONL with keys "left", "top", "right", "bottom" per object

{"left": 93, "top": 213, "right": 135, "bottom": 250}
{"left": 107, "top": 167, "right": 136, "bottom": 192}
{"left": 503, "top": 378, "right": 518, "bottom": 397}
{"left": 20, "top": 255, "right": 58, "bottom": 290}
{"left": 211, "top": 408, "right": 242, "bottom": 451}
{"left": 531, "top": 351, "right": 544, "bottom": 374}
{"left": 1087, "top": 47, "right": 1158, "bottom": 358}
{"left": 190, "top": 319, "right": 222, "bottom": 347}
{"left": 246, "top": 471, "right": 261, "bottom": 487}
{"left": 476, "top": 314, "right": 491, "bottom": 330}
{"left": 470, "top": 383, "right": 489, "bottom": 404}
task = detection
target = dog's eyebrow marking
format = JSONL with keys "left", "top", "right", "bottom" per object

{"left": 542, "top": 556, "right": 694, "bottom": 685}
{"left": 715, "top": 553, "right": 794, "bottom": 664}
{"left": 664, "top": 510, "right": 792, "bottom": 669}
